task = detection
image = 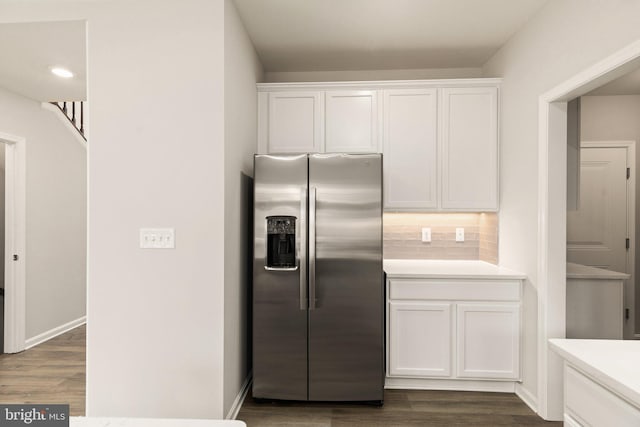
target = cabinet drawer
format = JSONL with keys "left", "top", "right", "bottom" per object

{"left": 389, "top": 279, "right": 520, "bottom": 301}
{"left": 565, "top": 364, "right": 640, "bottom": 426}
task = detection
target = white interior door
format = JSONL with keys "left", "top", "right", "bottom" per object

{"left": 567, "top": 142, "right": 635, "bottom": 338}
{"left": 0, "top": 132, "right": 26, "bottom": 353}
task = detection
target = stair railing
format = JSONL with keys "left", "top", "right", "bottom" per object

{"left": 50, "top": 101, "right": 86, "bottom": 141}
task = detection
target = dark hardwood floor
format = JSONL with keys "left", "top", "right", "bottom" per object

{"left": 0, "top": 324, "right": 86, "bottom": 416}
{"left": 237, "top": 390, "right": 562, "bottom": 426}
{"left": 0, "top": 327, "right": 561, "bottom": 426}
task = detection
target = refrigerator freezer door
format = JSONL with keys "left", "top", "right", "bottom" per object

{"left": 308, "top": 153, "right": 384, "bottom": 401}
{"left": 253, "top": 154, "right": 309, "bottom": 400}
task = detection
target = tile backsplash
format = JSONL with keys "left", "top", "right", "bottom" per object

{"left": 479, "top": 212, "right": 499, "bottom": 264}
{"left": 384, "top": 213, "right": 498, "bottom": 264}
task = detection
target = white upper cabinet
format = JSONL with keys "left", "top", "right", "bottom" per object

{"left": 383, "top": 89, "right": 438, "bottom": 210}
{"left": 259, "top": 91, "right": 324, "bottom": 153}
{"left": 257, "top": 80, "right": 500, "bottom": 211}
{"left": 440, "top": 87, "right": 498, "bottom": 211}
{"left": 325, "top": 90, "right": 379, "bottom": 153}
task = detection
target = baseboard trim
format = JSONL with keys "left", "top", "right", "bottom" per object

{"left": 385, "top": 376, "right": 516, "bottom": 393}
{"left": 226, "top": 371, "right": 252, "bottom": 420}
{"left": 515, "top": 382, "right": 538, "bottom": 414}
{"left": 25, "top": 316, "right": 86, "bottom": 350}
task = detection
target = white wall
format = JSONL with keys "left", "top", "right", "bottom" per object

{"left": 0, "top": 86, "right": 86, "bottom": 339}
{"left": 223, "top": 0, "right": 263, "bottom": 417}
{"left": 0, "top": 0, "right": 259, "bottom": 418}
{"left": 86, "top": 0, "right": 226, "bottom": 418}
{"left": 581, "top": 94, "right": 640, "bottom": 333}
{"left": 265, "top": 67, "right": 482, "bottom": 82}
{"left": 581, "top": 95, "right": 640, "bottom": 141}
{"left": 482, "top": 0, "right": 640, "bottom": 416}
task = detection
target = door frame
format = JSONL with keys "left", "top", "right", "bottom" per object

{"left": 0, "top": 131, "right": 26, "bottom": 354}
{"left": 574, "top": 140, "right": 636, "bottom": 338}
{"left": 538, "top": 39, "right": 640, "bottom": 420}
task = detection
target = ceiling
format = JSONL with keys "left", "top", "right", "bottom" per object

{"left": 0, "top": 21, "right": 86, "bottom": 102}
{"left": 233, "top": 0, "right": 549, "bottom": 72}
{"left": 0, "top": 2, "right": 550, "bottom": 101}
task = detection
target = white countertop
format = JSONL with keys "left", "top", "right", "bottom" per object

{"left": 549, "top": 339, "right": 640, "bottom": 408}
{"left": 70, "top": 418, "right": 245, "bottom": 427}
{"left": 383, "top": 259, "right": 526, "bottom": 280}
{"left": 566, "top": 262, "right": 630, "bottom": 280}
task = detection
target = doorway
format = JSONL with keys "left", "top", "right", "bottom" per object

{"left": 1, "top": 20, "right": 86, "bottom": 355}
{"left": 567, "top": 141, "right": 636, "bottom": 338}
{"left": 538, "top": 39, "right": 640, "bottom": 420}
{"left": 0, "top": 132, "right": 26, "bottom": 354}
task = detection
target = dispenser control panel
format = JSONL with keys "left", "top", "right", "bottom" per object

{"left": 266, "top": 216, "right": 297, "bottom": 269}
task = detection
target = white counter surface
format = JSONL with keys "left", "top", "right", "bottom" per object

{"left": 549, "top": 339, "right": 640, "bottom": 408}
{"left": 566, "top": 262, "right": 630, "bottom": 280}
{"left": 70, "top": 418, "right": 245, "bottom": 427}
{"left": 383, "top": 259, "right": 526, "bottom": 280}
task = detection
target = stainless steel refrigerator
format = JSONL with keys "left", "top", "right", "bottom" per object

{"left": 253, "top": 153, "right": 384, "bottom": 403}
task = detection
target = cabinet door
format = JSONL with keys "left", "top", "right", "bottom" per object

{"left": 564, "top": 364, "right": 640, "bottom": 427}
{"left": 265, "top": 91, "right": 324, "bottom": 153}
{"left": 325, "top": 90, "right": 379, "bottom": 153}
{"left": 389, "top": 301, "right": 452, "bottom": 377}
{"left": 440, "top": 87, "right": 498, "bottom": 210}
{"left": 383, "top": 89, "right": 438, "bottom": 210}
{"left": 456, "top": 303, "right": 520, "bottom": 379}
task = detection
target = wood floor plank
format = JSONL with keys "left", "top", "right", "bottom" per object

{"left": 0, "top": 325, "right": 86, "bottom": 416}
{"left": 237, "top": 390, "right": 562, "bottom": 426}
{"left": 408, "top": 400, "right": 534, "bottom": 416}
{"left": 0, "top": 326, "right": 563, "bottom": 426}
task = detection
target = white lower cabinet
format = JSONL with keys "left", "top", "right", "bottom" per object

{"left": 456, "top": 303, "right": 520, "bottom": 379}
{"left": 564, "top": 365, "right": 640, "bottom": 427}
{"left": 389, "top": 302, "right": 452, "bottom": 377}
{"left": 386, "top": 278, "right": 522, "bottom": 390}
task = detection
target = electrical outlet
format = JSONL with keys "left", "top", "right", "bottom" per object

{"left": 140, "top": 228, "right": 175, "bottom": 249}
{"left": 455, "top": 227, "right": 465, "bottom": 242}
{"left": 421, "top": 227, "right": 431, "bottom": 242}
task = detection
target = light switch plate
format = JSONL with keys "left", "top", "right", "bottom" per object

{"left": 455, "top": 227, "right": 465, "bottom": 242}
{"left": 140, "top": 228, "right": 175, "bottom": 249}
{"left": 421, "top": 227, "right": 431, "bottom": 242}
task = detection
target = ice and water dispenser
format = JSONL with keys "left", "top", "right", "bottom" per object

{"left": 265, "top": 216, "right": 297, "bottom": 270}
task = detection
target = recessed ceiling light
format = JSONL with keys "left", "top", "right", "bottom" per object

{"left": 50, "top": 67, "right": 74, "bottom": 78}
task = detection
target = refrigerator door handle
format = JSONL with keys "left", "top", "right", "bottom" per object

{"left": 309, "top": 186, "right": 317, "bottom": 310}
{"left": 299, "top": 187, "right": 308, "bottom": 310}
